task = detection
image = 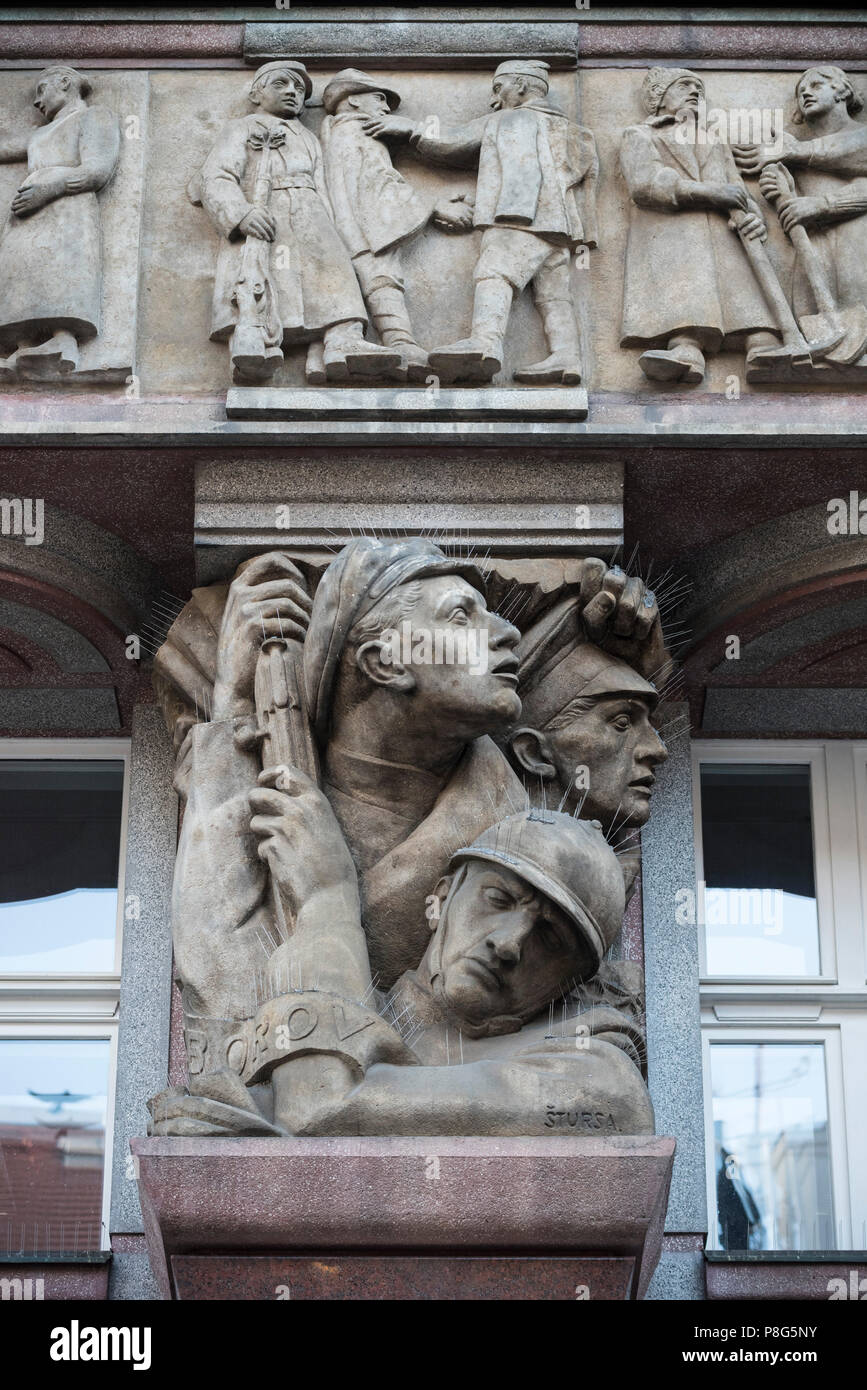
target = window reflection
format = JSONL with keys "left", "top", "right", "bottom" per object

{"left": 0, "top": 760, "right": 124, "bottom": 973}
{"left": 0, "top": 1039, "right": 109, "bottom": 1255}
{"left": 711, "top": 1042, "right": 835, "bottom": 1251}
{"left": 700, "top": 764, "right": 820, "bottom": 976}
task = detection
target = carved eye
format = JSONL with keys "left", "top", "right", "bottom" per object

{"left": 449, "top": 605, "right": 470, "bottom": 624}
{"left": 611, "top": 713, "right": 632, "bottom": 732}
{"left": 484, "top": 887, "right": 512, "bottom": 910}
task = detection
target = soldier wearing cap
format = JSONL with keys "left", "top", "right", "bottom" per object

{"left": 192, "top": 60, "right": 398, "bottom": 382}
{"left": 301, "top": 535, "right": 526, "bottom": 984}
{"left": 508, "top": 593, "right": 669, "bottom": 831}
{"left": 320, "top": 69, "right": 475, "bottom": 381}
{"left": 361, "top": 58, "right": 599, "bottom": 384}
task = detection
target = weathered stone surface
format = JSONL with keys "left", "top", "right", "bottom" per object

{"left": 0, "top": 67, "right": 146, "bottom": 384}
{"left": 171, "top": 1252, "right": 635, "bottom": 1301}
{"left": 132, "top": 1134, "right": 675, "bottom": 1299}
{"left": 243, "top": 21, "right": 580, "bottom": 70}
{"left": 225, "top": 385, "right": 589, "bottom": 418}
{"left": 147, "top": 538, "right": 668, "bottom": 1141}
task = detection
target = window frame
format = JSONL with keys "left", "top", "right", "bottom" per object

{"left": 701, "top": 1025, "right": 850, "bottom": 1253}
{"left": 0, "top": 738, "right": 130, "bottom": 1255}
{"left": 692, "top": 740, "right": 839, "bottom": 988}
{"left": 694, "top": 739, "right": 867, "bottom": 1256}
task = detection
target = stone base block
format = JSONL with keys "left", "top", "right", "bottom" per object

{"left": 171, "top": 1253, "right": 633, "bottom": 1301}
{"left": 132, "top": 1135, "right": 675, "bottom": 1301}
{"left": 225, "top": 385, "right": 589, "bottom": 422}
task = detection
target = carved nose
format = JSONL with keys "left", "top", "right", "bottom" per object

{"left": 486, "top": 923, "right": 524, "bottom": 965}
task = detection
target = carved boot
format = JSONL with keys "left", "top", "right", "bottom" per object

{"left": 0, "top": 349, "right": 19, "bottom": 382}
{"left": 515, "top": 297, "right": 583, "bottom": 385}
{"left": 230, "top": 323, "right": 283, "bottom": 382}
{"left": 323, "top": 320, "right": 401, "bottom": 382}
{"left": 638, "top": 334, "right": 705, "bottom": 384}
{"left": 16, "top": 330, "right": 79, "bottom": 378}
{"left": 427, "top": 277, "right": 513, "bottom": 383}
{"left": 366, "top": 285, "right": 429, "bottom": 384}
{"left": 744, "top": 330, "right": 811, "bottom": 380}
{"left": 305, "top": 339, "right": 327, "bottom": 386}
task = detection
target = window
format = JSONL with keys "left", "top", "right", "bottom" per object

{"left": 694, "top": 742, "right": 867, "bottom": 1254}
{"left": 0, "top": 741, "right": 129, "bottom": 1259}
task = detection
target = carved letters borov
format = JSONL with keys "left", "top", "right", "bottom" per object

{"left": 150, "top": 540, "right": 668, "bottom": 1139}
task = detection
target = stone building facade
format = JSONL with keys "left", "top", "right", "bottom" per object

{"left": 0, "top": 6, "right": 865, "bottom": 1302}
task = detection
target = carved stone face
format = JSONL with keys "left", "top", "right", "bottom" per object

{"left": 382, "top": 574, "right": 522, "bottom": 738}
{"left": 34, "top": 70, "right": 71, "bottom": 120}
{"left": 550, "top": 696, "right": 667, "bottom": 826}
{"left": 490, "top": 74, "right": 529, "bottom": 111}
{"left": 252, "top": 69, "right": 306, "bottom": 118}
{"left": 659, "top": 75, "right": 704, "bottom": 117}
{"left": 345, "top": 90, "right": 391, "bottom": 118}
{"left": 434, "top": 860, "right": 588, "bottom": 1029}
{"left": 516, "top": 695, "right": 668, "bottom": 829}
{"left": 797, "top": 69, "right": 844, "bottom": 121}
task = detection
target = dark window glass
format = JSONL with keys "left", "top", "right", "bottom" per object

{"left": 0, "top": 760, "right": 124, "bottom": 973}
{"left": 700, "top": 763, "right": 820, "bottom": 976}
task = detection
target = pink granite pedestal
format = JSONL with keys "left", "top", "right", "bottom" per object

{"left": 132, "top": 1135, "right": 675, "bottom": 1301}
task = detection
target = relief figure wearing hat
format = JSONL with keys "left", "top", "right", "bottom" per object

{"left": 507, "top": 565, "right": 670, "bottom": 840}
{"left": 191, "top": 61, "right": 399, "bottom": 384}
{"left": 319, "top": 69, "right": 476, "bottom": 383}
{"left": 620, "top": 68, "right": 796, "bottom": 384}
{"left": 362, "top": 59, "right": 598, "bottom": 385}
{"left": 0, "top": 64, "right": 120, "bottom": 380}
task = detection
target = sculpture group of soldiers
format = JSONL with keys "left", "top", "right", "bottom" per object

{"left": 150, "top": 537, "right": 667, "bottom": 1139}
{"left": 1, "top": 58, "right": 866, "bottom": 384}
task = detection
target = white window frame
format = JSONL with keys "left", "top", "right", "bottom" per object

{"left": 694, "top": 740, "right": 867, "bottom": 1254}
{"left": 692, "top": 741, "right": 856, "bottom": 990}
{"left": 0, "top": 738, "right": 130, "bottom": 1254}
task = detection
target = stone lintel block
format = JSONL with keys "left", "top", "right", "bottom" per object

{"left": 225, "top": 386, "right": 589, "bottom": 422}
{"left": 132, "top": 1135, "right": 675, "bottom": 1301}
{"left": 243, "top": 22, "right": 579, "bottom": 70}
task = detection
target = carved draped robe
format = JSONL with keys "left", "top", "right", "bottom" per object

{"left": 0, "top": 101, "right": 119, "bottom": 346}
{"left": 619, "top": 118, "right": 777, "bottom": 349}
{"left": 198, "top": 111, "right": 367, "bottom": 344}
{"left": 780, "top": 124, "right": 867, "bottom": 319}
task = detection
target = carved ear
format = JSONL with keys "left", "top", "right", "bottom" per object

{"left": 355, "top": 639, "right": 416, "bottom": 693}
{"left": 509, "top": 727, "right": 556, "bottom": 779}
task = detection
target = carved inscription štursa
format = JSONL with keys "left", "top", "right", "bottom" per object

{"left": 149, "top": 541, "right": 668, "bottom": 1139}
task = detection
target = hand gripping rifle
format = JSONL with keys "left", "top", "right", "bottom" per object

{"left": 253, "top": 581, "right": 320, "bottom": 944}
{"left": 230, "top": 123, "right": 285, "bottom": 379}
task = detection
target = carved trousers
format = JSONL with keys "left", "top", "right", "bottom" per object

{"left": 473, "top": 226, "right": 571, "bottom": 302}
